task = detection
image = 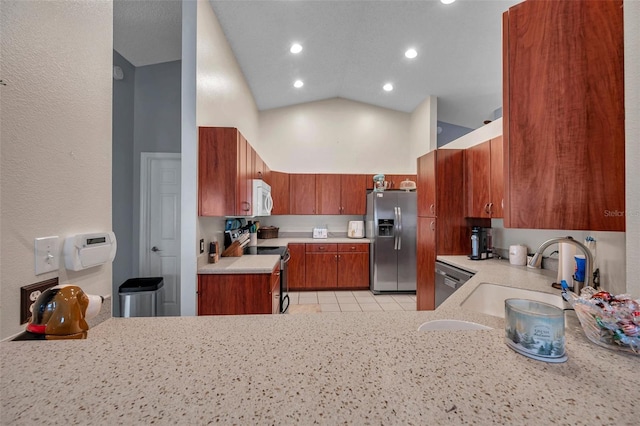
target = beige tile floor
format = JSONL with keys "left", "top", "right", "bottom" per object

{"left": 288, "top": 290, "right": 417, "bottom": 313}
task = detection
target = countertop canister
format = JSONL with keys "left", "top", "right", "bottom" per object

{"left": 509, "top": 244, "right": 528, "bottom": 266}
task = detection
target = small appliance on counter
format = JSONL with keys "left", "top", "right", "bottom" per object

{"left": 470, "top": 226, "right": 493, "bottom": 260}
{"left": 399, "top": 180, "right": 416, "bottom": 191}
{"left": 347, "top": 221, "right": 364, "bottom": 238}
{"left": 312, "top": 226, "right": 328, "bottom": 239}
{"left": 13, "top": 285, "right": 103, "bottom": 340}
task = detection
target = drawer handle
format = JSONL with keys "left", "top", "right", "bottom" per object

{"left": 319, "top": 247, "right": 326, "bottom": 251}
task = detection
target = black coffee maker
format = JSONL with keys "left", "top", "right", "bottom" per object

{"left": 470, "top": 226, "right": 493, "bottom": 260}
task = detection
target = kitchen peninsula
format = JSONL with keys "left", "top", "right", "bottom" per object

{"left": 2, "top": 259, "right": 637, "bottom": 424}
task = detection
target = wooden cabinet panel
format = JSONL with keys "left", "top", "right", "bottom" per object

{"left": 436, "top": 150, "right": 469, "bottom": 255}
{"left": 503, "top": 0, "right": 624, "bottom": 231}
{"left": 290, "top": 174, "right": 316, "bottom": 214}
{"left": 237, "top": 134, "right": 252, "bottom": 215}
{"left": 288, "top": 243, "right": 306, "bottom": 290}
{"left": 337, "top": 243, "right": 369, "bottom": 253}
{"left": 490, "top": 136, "right": 504, "bottom": 218}
{"left": 305, "top": 253, "right": 338, "bottom": 288}
{"left": 270, "top": 171, "right": 290, "bottom": 215}
{"left": 197, "top": 266, "right": 277, "bottom": 315}
{"left": 417, "top": 217, "right": 436, "bottom": 311}
{"left": 340, "top": 174, "right": 367, "bottom": 215}
{"left": 337, "top": 252, "right": 368, "bottom": 288}
{"left": 316, "top": 174, "right": 342, "bottom": 214}
{"left": 253, "top": 150, "right": 265, "bottom": 181}
{"left": 417, "top": 152, "right": 436, "bottom": 217}
{"left": 465, "top": 141, "right": 492, "bottom": 218}
{"left": 305, "top": 243, "right": 337, "bottom": 253}
{"left": 198, "top": 127, "right": 238, "bottom": 216}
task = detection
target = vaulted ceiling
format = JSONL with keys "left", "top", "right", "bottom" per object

{"left": 113, "top": 0, "right": 519, "bottom": 129}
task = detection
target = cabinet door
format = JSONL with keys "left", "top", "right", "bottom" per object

{"left": 198, "top": 127, "right": 238, "bottom": 217}
{"left": 198, "top": 273, "right": 271, "bottom": 315}
{"left": 416, "top": 217, "right": 436, "bottom": 310}
{"left": 417, "top": 152, "right": 436, "bottom": 217}
{"left": 237, "top": 134, "right": 252, "bottom": 216}
{"left": 490, "top": 136, "right": 504, "bottom": 218}
{"left": 290, "top": 174, "right": 316, "bottom": 214}
{"left": 305, "top": 253, "right": 337, "bottom": 288}
{"left": 337, "top": 252, "right": 369, "bottom": 288}
{"left": 288, "top": 243, "right": 306, "bottom": 290}
{"left": 465, "top": 141, "right": 491, "bottom": 218}
{"left": 254, "top": 150, "right": 265, "bottom": 180}
{"left": 435, "top": 149, "right": 469, "bottom": 255}
{"left": 270, "top": 171, "right": 290, "bottom": 215}
{"left": 340, "top": 174, "right": 367, "bottom": 215}
{"left": 503, "top": 1, "right": 624, "bottom": 231}
{"left": 315, "top": 174, "right": 341, "bottom": 214}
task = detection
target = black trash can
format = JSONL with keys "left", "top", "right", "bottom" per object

{"left": 119, "top": 277, "right": 164, "bottom": 317}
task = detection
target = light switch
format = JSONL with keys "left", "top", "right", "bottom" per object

{"left": 35, "top": 236, "right": 59, "bottom": 275}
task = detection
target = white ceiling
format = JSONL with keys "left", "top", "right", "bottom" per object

{"left": 113, "top": 0, "right": 519, "bottom": 129}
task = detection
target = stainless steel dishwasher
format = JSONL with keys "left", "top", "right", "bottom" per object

{"left": 435, "top": 261, "right": 474, "bottom": 308}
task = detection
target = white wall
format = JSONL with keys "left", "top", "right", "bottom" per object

{"left": 259, "top": 98, "right": 413, "bottom": 173}
{"left": 0, "top": 1, "right": 113, "bottom": 340}
{"left": 625, "top": 0, "right": 640, "bottom": 297}
{"left": 409, "top": 95, "right": 438, "bottom": 159}
{"left": 193, "top": 0, "right": 263, "bottom": 295}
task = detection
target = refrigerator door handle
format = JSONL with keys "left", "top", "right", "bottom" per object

{"left": 393, "top": 207, "right": 399, "bottom": 250}
{"left": 397, "top": 206, "right": 402, "bottom": 250}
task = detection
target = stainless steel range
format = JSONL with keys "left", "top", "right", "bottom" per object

{"left": 245, "top": 245, "right": 290, "bottom": 313}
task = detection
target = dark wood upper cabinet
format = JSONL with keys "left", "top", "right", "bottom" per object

{"left": 417, "top": 152, "right": 436, "bottom": 217}
{"left": 290, "top": 174, "right": 316, "bottom": 214}
{"left": 465, "top": 141, "right": 492, "bottom": 218}
{"left": 316, "top": 174, "right": 342, "bottom": 214}
{"left": 199, "top": 127, "right": 252, "bottom": 217}
{"left": 270, "top": 171, "right": 290, "bottom": 215}
{"left": 489, "top": 136, "right": 504, "bottom": 218}
{"left": 340, "top": 174, "right": 367, "bottom": 215}
{"left": 503, "top": 0, "right": 624, "bottom": 231}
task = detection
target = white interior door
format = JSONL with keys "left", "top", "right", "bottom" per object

{"left": 140, "top": 153, "right": 181, "bottom": 316}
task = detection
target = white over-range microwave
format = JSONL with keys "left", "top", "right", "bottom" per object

{"left": 252, "top": 179, "right": 273, "bottom": 217}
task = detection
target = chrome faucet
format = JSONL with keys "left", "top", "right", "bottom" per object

{"left": 528, "top": 236, "right": 593, "bottom": 293}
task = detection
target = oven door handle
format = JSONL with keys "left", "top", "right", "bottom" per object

{"left": 282, "top": 250, "right": 291, "bottom": 264}
{"left": 281, "top": 294, "right": 290, "bottom": 314}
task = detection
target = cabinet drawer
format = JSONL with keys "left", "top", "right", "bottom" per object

{"left": 306, "top": 243, "right": 337, "bottom": 253}
{"left": 338, "top": 243, "right": 369, "bottom": 253}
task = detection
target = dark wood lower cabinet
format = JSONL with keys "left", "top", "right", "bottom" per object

{"left": 198, "top": 264, "right": 279, "bottom": 315}
{"left": 302, "top": 243, "right": 370, "bottom": 290}
{"left": 417, "top": 217, "right": 436, "bottom": 311}
{"left": 287, "top": 243, "right": 306, "bottom": 289}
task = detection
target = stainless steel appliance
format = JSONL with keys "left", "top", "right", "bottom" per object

{"left": 245, "top": 245, "right": 290, "bottom": 313}
{"left": 366, "top": 191, "right": 417, "bottom": 293}
{"left": 435, "top": 261, "right": 474, "bottom": 307}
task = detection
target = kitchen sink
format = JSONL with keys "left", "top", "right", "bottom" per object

{"left": 417, "top": 319, "right": 492, "bottom": 331}
{"left": 460, "top": 282, "right": 566, "bottom": 318}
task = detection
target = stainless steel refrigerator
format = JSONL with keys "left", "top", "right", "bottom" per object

{"left": 366, "top": 191, "right": 417, "bottom": 293}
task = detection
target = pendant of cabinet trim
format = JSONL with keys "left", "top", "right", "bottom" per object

{"left": 503, "top": 0, "right": 624, "bottom": 231}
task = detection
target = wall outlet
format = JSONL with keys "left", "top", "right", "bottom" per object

{"left": 20, "top": 277, "right": 59, "bottom": 324}
{"left": 199, "top": 239, "right": 205, "bottom": 254}
{"left": 34, "top": 236, "right": 59, "bottom": 275}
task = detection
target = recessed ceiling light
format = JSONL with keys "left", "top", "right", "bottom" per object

{"left": 294, "top": 80, "right": 304, "bottom": 88}
{"left": 290, "top": 43, "right": 303, "bottom": 54}
{"left": 383, "top": 83, "right": 393, "bottom": 92}
{"left": 440, "top": 0, "right": 456, "bottom": 4}
{"left": 405, "top": 48, "right": 418, "bottom": 59}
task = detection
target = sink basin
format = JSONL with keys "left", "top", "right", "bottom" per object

{"left": 460, "top": 282, "right": 566, "bottom": 318}
{"left": 417, "top": 319, "right": 492, "bottom": 331}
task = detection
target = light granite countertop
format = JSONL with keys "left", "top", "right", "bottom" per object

{"left": 2, "top": 256, "right": 638, "bottom": 425}
{"left": 197, "top": 237, "right": 371, "bottom": 274}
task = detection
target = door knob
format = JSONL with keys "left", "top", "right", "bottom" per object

{"left": 151, "top": 246, "right": 162, "bottom": 252}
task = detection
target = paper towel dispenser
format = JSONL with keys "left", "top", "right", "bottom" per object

{"left": 64, "top": 232, "right": 117, "bottom": 271}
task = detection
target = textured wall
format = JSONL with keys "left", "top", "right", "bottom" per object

{"left": 260, "top": 98, "right": 413, "bottom": 173}
{"left": 112, "top": 51, "right": 136, "bottom": 317}
{"left": 0, "top": 0, "right": 113, "bottom": 339}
